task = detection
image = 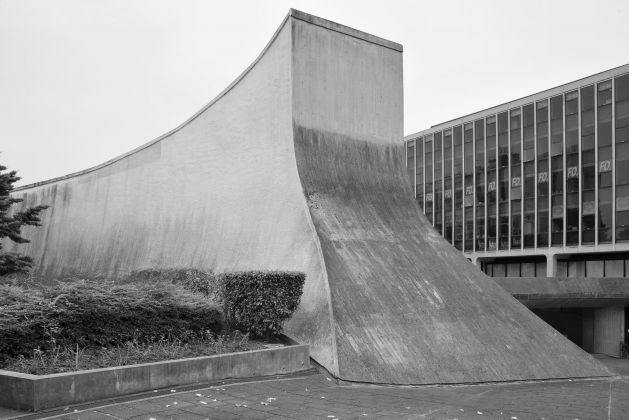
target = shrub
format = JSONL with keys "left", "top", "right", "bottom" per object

{"left": 2, "top": 330, "right": 259, "bottom": 375}
{"left": 124, "top": 269, "right": 222, "bottom": 302}
{"left": 221, "top": 271, "right": 305, "bottom": 338}
{"left": 0, "top": 280, "right": 223, "bottom": 360}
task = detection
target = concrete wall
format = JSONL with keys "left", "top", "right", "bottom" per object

{"left": 0, "top": 345, "right": 310, "bottom": 411}
{"left": 5, "top": 9, "right": 611, "bottom": 384}
{"left": 593, "top": 307, "right": 625, "bottom": 357}
{"left": 9, "top": 17, "right": 308, "bottom": 279}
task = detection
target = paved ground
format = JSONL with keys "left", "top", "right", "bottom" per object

{"left": 3, "top": 356, "right": 628, "bottom": 420}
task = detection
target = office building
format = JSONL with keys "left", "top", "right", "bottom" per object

{"left": 405, "top": 64, "right": 629, "bottom": 279}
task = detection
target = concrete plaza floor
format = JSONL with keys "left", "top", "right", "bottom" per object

{"left": 3, "top": 356, "right": 629, "bottom": 420}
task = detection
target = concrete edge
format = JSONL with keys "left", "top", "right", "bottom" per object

{"left": 14, "top": 8, "right": 402, "bottom": 193}
{"left": 0, "top": 344, "right": 310, "bottom": 412}
{"left": 289, "top": 9, "right": 402, "bottom": 52}
{"left": 13, "top": 8, "right": 296, "bottom": 192}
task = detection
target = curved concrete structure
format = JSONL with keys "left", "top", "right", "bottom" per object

{"left": 6, "top": 10, "right": 610, "bottom": 384}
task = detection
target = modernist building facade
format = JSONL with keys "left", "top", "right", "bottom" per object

{"left": 405, "top": 64, "right": 629, "bottom": 279}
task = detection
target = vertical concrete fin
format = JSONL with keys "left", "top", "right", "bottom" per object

{"left": 288, "top": 11, "right": 610, "bottom": 384}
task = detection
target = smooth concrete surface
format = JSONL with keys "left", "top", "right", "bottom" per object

{"left": 0, "top": 345, "right": 310, "bottom": 411}
{"left": 593, "top": 307, "right": 625, "bottom": 357}
{"left": 5, "top": 9, "right": 611, "bottom": 384}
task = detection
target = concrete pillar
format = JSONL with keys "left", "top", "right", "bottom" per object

{"left": 592, "top": 307, "right": 625, "bottom": 357}
{"left": 546, "top": 254, "right": 556, "bottom": 278}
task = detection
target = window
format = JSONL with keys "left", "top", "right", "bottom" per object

{"left": 599, "top": 81, "right": 613, "bottom": 243}
{"left": 550, "top": 95, "right": 563, "bottom": 156}
{"left": 616, "top": 74, "right": 629, "bottom": 241}
{"left": 443, "top": 130, "right": 453, "bottom": 243}
{"left": 434, "top": 132, "right": 443, "bottom": 235}
{"left": 453, "top": 126, "right": 463, "bottom": 250}
{"left": 424, "top": 136, "right": 433, "bottom": 224}
{"left": 415, "top": 138, "right": 423, "bottom": 209}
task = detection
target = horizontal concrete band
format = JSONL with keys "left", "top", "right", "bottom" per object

{"left": 495, "top": 277, "right": 629, "bottom": 308}
{"left": 0, "top": 345, "right": 310, "bottom": 412}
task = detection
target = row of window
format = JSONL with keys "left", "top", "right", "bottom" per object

{"left": 406, "top": 72, "right": 629, "bottom": 253}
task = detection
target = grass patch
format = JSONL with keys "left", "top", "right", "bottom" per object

{"left": 1, "top": 330, "right": 267, "bottom": 375}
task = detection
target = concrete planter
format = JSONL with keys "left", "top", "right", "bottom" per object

{"left": 0, "top": 344, "right": 309, "bottom": 412}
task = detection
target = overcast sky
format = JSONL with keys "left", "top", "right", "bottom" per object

{"left": 1, "top": 0, "right": 628, "bottom": 186}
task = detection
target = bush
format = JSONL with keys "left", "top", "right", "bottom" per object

{"left": 124, "top": 269, "right": 222, "bottom": 302}
{"left": 0, "top": 280, "right": 223, "bottom": 360}
{"left": 221, "top": 271, "right": 305, "bottom": 338}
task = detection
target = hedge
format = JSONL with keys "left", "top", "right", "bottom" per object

{"left": 221, "top": 271, "right": 305, "bottom": 338}
{"left": 124, "top": 268, "right": 222, "bottom": 302}
{"left": 0, "top": 280, "right": 223, "bottom": 360}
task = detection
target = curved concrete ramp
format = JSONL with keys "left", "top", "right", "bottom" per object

{"left": 7, "top": 9, "right": 609, "bottom": 383}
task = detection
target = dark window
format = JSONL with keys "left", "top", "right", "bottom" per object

{"left": 615, "top": 74, "right": 629, "bottom": 241}
{"left": 444, "top": 130, "right": 453, "bottom": 243}
{"left": 550, "top": 95, "right": 563, "bottom": 156}
{"left": 424, "top": 137, "right": 433, "bottom": 224}
{"left": 597, "top": 81, "right": 613, "bottom": 244}
{"left": 453, "top": 126, "right": 463, "bottom": 250}
{"left": 416, "top": 138, "right": 423, "bottom": 209}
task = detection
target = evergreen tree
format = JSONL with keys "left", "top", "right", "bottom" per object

{"left": 0, "top": 161, "right": 48, "bottom": 275}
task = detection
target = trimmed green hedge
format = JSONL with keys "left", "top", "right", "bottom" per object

{"left": 0, "top": 280, "right": 223, "bottom": 360}
{"left": 221, "top": 271, "right": 305, "bottom": 337}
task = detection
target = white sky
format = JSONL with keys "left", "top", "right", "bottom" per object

{"left": 1, "top": 0, "right": 628, "bottom": 186}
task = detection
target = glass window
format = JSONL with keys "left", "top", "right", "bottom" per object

{"left": 599, "top": 187, "right": 613, "bottom": 243}
{"left": 475, "top": 119, "right": 485, "bottom": 251}
{"left": 615, "top": 74, "right": 629, "bottom": 241}
{"left": 550, "top": 95, "right": 563, "bottom": 156}
{"left": 475, "top": 118, "right": 485, "bottom": 251}
{"left": 464, "top": 124, "right": 474, "bottom": 251}
{"left": 599, "top": 81, "right": 613, "bottom": 244}
{"left": 444, "top": 130, "right": 453, "bottom": 243}
{"left": 551, "top": 155, "right": 563, "bottom": 247}
{"left": 617, "top": 184, "right": 629, "bottom": 242}
{"left": 434, "top": 132, "right": 443, "bottom": 235}
{"left": 537, "top": 100, "right": 549, "bottom": 160}
{"left": 523, "top": 104, "right": 535, "bottom": 161}
{"left": 453, "top": 126, "right": 463, "bottom": 250}
{"left": 415, "top": 138, "right": 423, "bottom": 209}
{"left": 581, "top": 85, "right": 596, "bottom": 245}
{"left": 424, "top": 136, "right": 433, "bottom": 225}
{"left": 537, "top": 155, "right": 549, "bottom": 247}
{"left": 406, "top": 141, "right": 415, "bottom": 170}
{"left": 485, "top": 118, "right": 496, "bottom": 251}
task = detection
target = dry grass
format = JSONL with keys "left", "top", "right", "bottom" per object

{"left": 2, "top": 330, "right": 264, "bottom": 375}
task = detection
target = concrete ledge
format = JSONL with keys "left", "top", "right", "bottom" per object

{"left": 0, "top": 345, "right": 310, "bottom": 412}
{"left": 495, "top": 277, "right": 629, "bottom": 308}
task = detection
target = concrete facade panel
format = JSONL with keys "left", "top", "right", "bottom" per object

{"left": 536, "top": 261, "right": 547, "bottom": 277}
{"left": 593, "top": 307, "right": 625, "bottom": 357}
{"left": 587, "top": 260, "right": 605, "bottom": 277}
{"left": 606, "top": 260, "right": 624, "bottom": 277}
{"left": 521, "top": 262, "right": 536, "bottom": 277}
{"left": 568, "top": 261, "right": 586, "bottom": 278}
{"left": 507, "top": 263, "right": 521, "bottom": 277}
{"left": 557, "top": 261, "right": 568, "bottom": 277}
